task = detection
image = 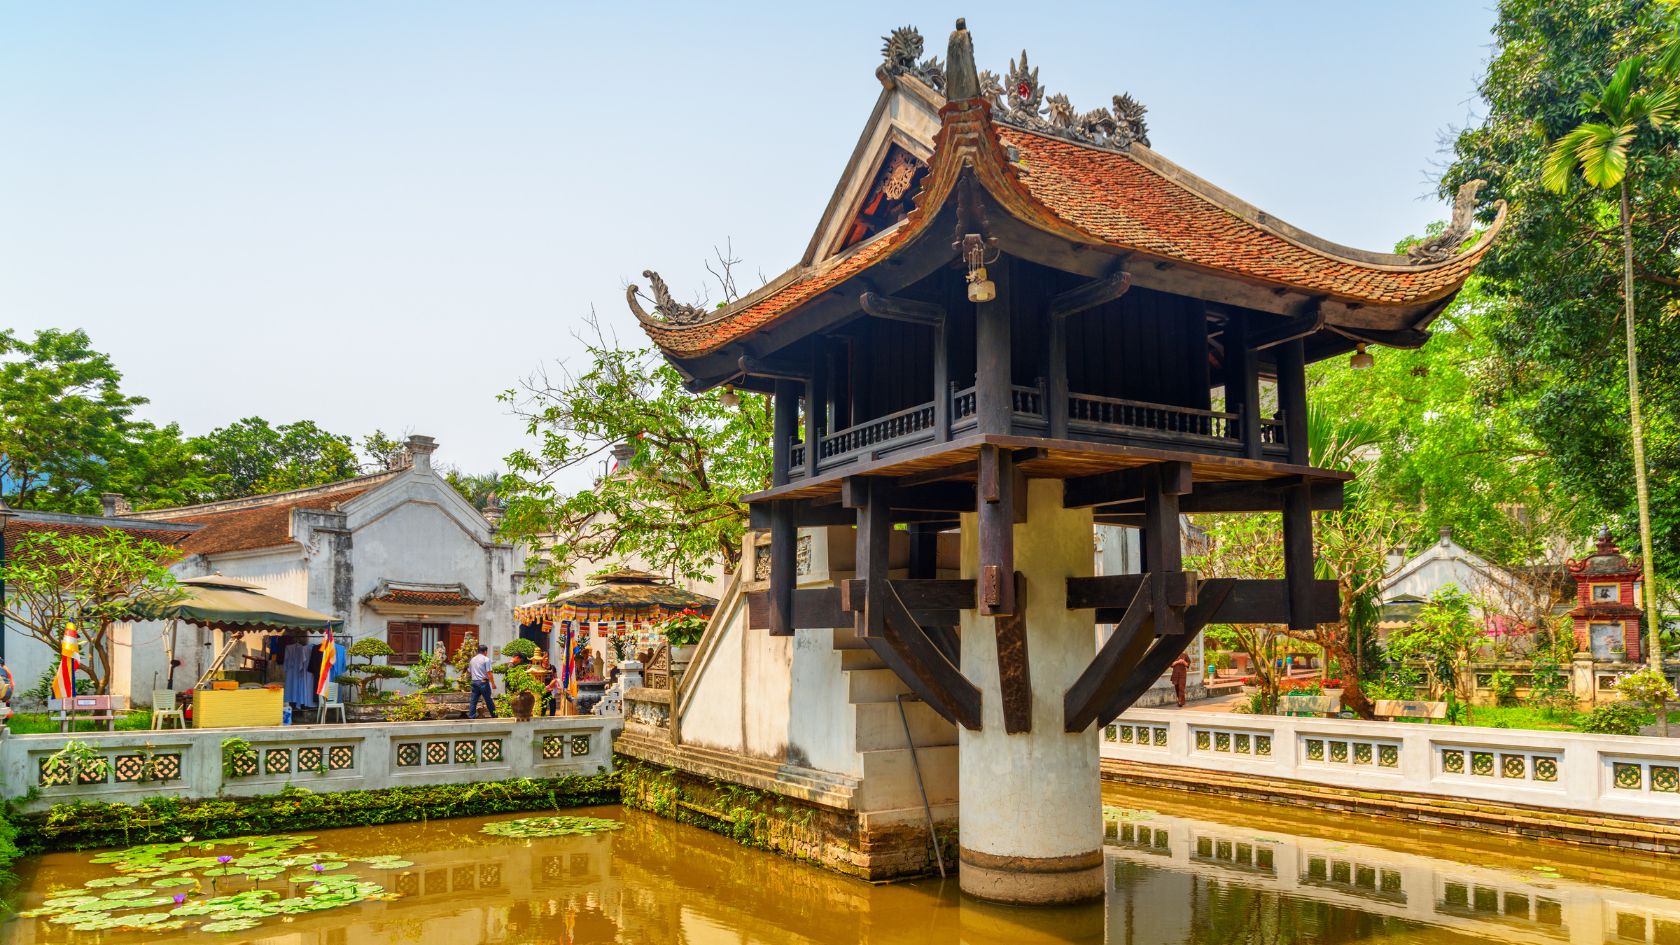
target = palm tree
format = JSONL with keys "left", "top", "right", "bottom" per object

{"left": 1543, "top": 54, "right": 1678, "bottom": 670}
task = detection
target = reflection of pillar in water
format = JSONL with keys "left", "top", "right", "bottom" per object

{"left": 958, "top": 480, "right": 1103, "bottom": 904}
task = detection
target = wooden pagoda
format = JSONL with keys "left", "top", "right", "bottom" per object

{"left": 632, "top": 20, "right": 1502, "bottom": 739}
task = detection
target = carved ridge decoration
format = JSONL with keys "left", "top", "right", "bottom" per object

{"left": 1407, "top": 179, "right": 1486, "bottom": 264}
{"left": 879, "top": 26, "right": 946, "bottom": 92}
{"left": 625, "top": 270, "right": 710, "bottom": 326}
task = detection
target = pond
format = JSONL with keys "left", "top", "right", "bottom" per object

{"left": 7, "top": 783, "right": 1680, "bottom": 944}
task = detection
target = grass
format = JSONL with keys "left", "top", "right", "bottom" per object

{"left": 5, "top": 709, "right": 153, "bottom": 735}
{"left": 1385, "top": 703, "right": 1583, "bottom": 732}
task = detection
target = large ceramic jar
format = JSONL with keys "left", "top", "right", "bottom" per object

{"left": 575, "top": 679, "right": 607, "bottom": 715}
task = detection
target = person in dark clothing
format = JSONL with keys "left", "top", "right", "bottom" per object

{"left": 1170, "top": 653, "right": 1191, "bottom": 707}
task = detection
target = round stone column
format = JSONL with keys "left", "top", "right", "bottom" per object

{"left": 957, "top": 478, "right": 1102, "bottom": 904}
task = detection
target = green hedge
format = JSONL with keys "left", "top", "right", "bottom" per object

{"left": 17, "top": 773, "right": 619, "bottom": 854}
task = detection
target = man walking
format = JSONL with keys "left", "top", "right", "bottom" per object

{"left": 468, "top": 644, "right": 495, "bottom": 719}
{"left": 1170, "top": 653, "right": 1191, "bottom": 708}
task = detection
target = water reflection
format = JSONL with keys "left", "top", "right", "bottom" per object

{"left": 6, "top": 790, "right": 1680, "bottom": 945}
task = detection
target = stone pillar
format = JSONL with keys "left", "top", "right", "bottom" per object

{"left": 1572, "top": 654, "right": 1597, "bottom": 708}
{"left": 958, "top": 479, "right": 1101, "bottom": 905}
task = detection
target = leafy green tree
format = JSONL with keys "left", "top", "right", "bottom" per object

{"left": 1542, "top": 48, "right": 1678, "bottom": 667}
{"left": 442, "top": 469, "right": 504, "bottom": 511}
{"left": 1386, "top": 585, "right": 1486, "bottom": 704}
{"left": 499, "top": 318, "right": 770, "bottom": 586}
{"left": 0, "top": 329, "right": 147, "bottom": 512}
{"left": 1447, "top": 0, "right": 1680, "bottom": 626}
{"left": 190, "top": 417, "right": 361, "bottom": 500}
{"left": 0, "top": 529, "right": 184, "bottom": 692}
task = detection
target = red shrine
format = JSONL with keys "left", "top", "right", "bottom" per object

{"left": 1567, "top": 528, "right": 1646, "bottom": 662}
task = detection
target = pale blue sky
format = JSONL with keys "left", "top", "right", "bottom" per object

{"left": 0, "top": 2, "right": 1497, "bottom": 478}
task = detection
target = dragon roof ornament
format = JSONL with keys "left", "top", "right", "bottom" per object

{"left": 885, "top": 27, "right": 1150, "bottom": 152}
{"left": 626, "top": 270, "right": 709, "bottom": 326}
{"left": 880, "top": 26, "right": 946, "bottom": 92}
{"left": 1406, "top": 179, "right": 1487, "bottom": 264}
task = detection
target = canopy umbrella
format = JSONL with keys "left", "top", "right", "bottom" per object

{"left": 514, "top": 568, "right": 717, "bottom": 629}
{"left": 123, "top": 574, "right": 342, "bottom": 690}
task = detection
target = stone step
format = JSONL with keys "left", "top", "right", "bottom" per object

{"left": 847, "top": 667, "right": 913, "bottom": 704}
{"left": 840, "top": 649, "right": 888, "bottom": 671}
{"left": 853, "top": 699, "right": 956, "bottom": 752}
{"left": 859, "top": 745, "right": 959, "bottom": 810}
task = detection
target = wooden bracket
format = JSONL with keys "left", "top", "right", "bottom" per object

{"left": 977, "top": 445, "right": 1017, "bottom": 615}
{"left": 866, "top": 578, "right": 982, "bottom": 730}
{"left": 1084, "top": 579, "right": 1235, "bottom": 729}
{"left": 994, "top": 572, "right": 1032, "bottom": 734}
{"left": 859, "top": 291, "right": 945, "bottom": 326}
{"left": 1063, "top": 575, "right": 1154, "bottom": 733}
{"left": 1048, "top": 268, "right": 1131, "bottom": 320}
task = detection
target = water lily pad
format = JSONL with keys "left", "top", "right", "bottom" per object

{"left": 360, "top": 858, "right": 413, "bottom": 870}
{"left": 169, "top": 902, "right": 220, "bottom": 917}
{"left": 151, "top": 877, "right": 197, "bottom": 888}
{"left": 201, "top": 918, "right": 263, "bottom": 933}
{"left": 101, "top": 888, "right": 158, "bottom": 900}
{"left": 83, "top": 875, "right": 141, "bottom": 888}
{"left": 480, "top": 815, "right": 622, "bottom": 839}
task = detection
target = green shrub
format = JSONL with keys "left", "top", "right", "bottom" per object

{"left": 502, "top": 638, "right": 539, "bottom": 659}
{"left": 1488, "top": 669, "right": 1519, "bottom": 706}
{"left": 348, "top": 637, "right": 396, "bottom": 660}
{"left": 1576, "top": 701, "right": 1654, "bottom": 736}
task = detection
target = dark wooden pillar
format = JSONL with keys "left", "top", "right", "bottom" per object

{"left": 768, "top": 502, "right": 796, "bottom": 636}
{"left": 772, "top": 379, "right": 798, "bottom": 487}
{"left": 1224, "top": 311, "right": 1261, "bottom": 459}
{"left": 848, "top": 477, "right": 892, "bottom": 638}
{"left": 1142, "top": 463, "right": 1187, "bottom": 637}
{"left": 807, "top": 343, "right": 826, "bottom": 479}
{"left": 933, "top": 316, "right": 951, "bottom": 442}
{"left": 1276, "top": 338, "right": 1309, "bottom": 465}
{"left": 1281, "top": 483, "right": 1315, "bottom": 630}
{"left": 908, "top": 523, "right": 939, "bottom": 580}
{"left": 975, "top": 257, "right": 1012, "bottom": 435}
{"left": 977, "top": 444, "right": 1016, "bottom": 616}
{"left": 1048, "top": 311, "right": 1069, "bottom": 439}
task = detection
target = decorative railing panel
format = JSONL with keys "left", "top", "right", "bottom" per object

{"left": 818, "top": 401, "right": 936, "bottom": 460}
{"left": 1068, "top": 392, "right": 1238, "bottom": 441}
{"left": 1011, "top": 384, "right": 1044, "bottom": 417}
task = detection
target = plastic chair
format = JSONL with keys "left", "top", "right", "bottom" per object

{"left": 318, "top": 701, "right": 346, "bottom": 724}
{"left": 152, "top": 690, "right": 185, "bottom": 730}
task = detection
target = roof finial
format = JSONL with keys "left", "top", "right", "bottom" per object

{"left": 946, "top": 17, "right": 981, "bottom": 102}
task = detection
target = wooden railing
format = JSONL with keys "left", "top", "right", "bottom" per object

{"left": 818, "top": 400, "right": 938, "bottom": 460}
{"left": 1067, "top": 392, "right": 1239, "bottom": 441}
{"left": 951, "top": 385, "right": 977, "bottom": 424}
{"left": 789, "top": 442, "right": 806, "bottom": 470}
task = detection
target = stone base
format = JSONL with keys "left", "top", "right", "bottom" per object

{"left": 957, "top": 847, "right": 1103, "bottom": 905}
{"left": 615, "top": 737, "right": 953, "bottom": 881}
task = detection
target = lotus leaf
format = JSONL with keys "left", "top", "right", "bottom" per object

{"left": 480, "top": 816, "right": 622, "bottom": 839}
{"left": 201, "top": 918, "right": 263, "bottom": 933}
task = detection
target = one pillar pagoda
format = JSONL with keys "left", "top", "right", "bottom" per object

{"left": 631, "top": 20, "right": 1501, "bottom": 905}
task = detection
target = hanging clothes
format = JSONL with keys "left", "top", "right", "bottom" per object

{"left": 283, "top": 638, "right": 317, "bottom": 708}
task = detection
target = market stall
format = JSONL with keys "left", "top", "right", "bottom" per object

{"left": 514, "top": 568, "right": 716, "bottom": 712}
{"left": 126, "top": 574, "right": 344, "bottom": 728}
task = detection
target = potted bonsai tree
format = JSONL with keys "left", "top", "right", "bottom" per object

{"left": 660, "top": 609, "right": 708, "bottom": 682}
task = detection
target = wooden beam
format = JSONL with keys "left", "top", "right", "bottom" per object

{"left": 771, "top": 379, "right": 798, "bottom": 487}
{"left": 1089, "top": 580, "right": 1234, "bottom": 727}
{"left": 1063, "top": 576, "right": 1153, "bottom": 733}
{"left": 892, "top": 481, "right": 977, "bottom": 513}
{"left": 1173, "top": 479, "right": 1344, "bottom": 514}
{"left": 806, "top": 341, "right": 825, "bottom": 480}
{"left": 1142, "top": 466, "right": 1185, "bottom": 637}
{"left": 1282, "top": 482, "right": 1316, "bottom": 630}
{"left": 859, "top": 291, "right": 944, "bottom": 326}
{"left": 1223, "top": 310, "right": 1262, "bottom": 460}
{"left": 1092, "top": 578, "right": 1337, "bottom": 625}
{"left": 995, "top": 573, "right": 1032, "bottom": 734}
{"left": 1067, "top": 573, "right": 1198, "bottom": 611}
{"left": 747, "top": 588, "right": 961, "bottom": 630}
{"left": 869, "top": 578, "right": 983, "bottom": 730}
{"left": 977, "top": 444, "right": 1016, "bottom": 616}
{"left": 851, "top": 477, "right": 892, "bottom": 638}
{"left": 1064, "top": 461, "right": 1194, "bottom": 509}
{"left": 749, "top": 500, "right": 852, "bottom": 530}
{"left": 767, "top": 501, "right": 796, "bottom": 637}
{"left": 1276, "top": 338, "right": 1310, "bottom": 466}
{"left": 1247, "top": 299, "right": 1325, "bottom": 351}
{"left": 1047, "top": 269, "right": 1131, "bottom": 320}
{"left": 975, "top": 257, "right": 1012, "bottom": 436}
{"left": 740, "top": 355, "right": 811, "bottom": 382}
{"left": 843, "top": 578, "right": 976, "bottom": 612}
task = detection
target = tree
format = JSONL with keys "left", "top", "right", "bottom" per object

{"left": 1311, "top": 496, "right": 1418, "bottom": 718}
{"left": 190, "top": 417, "right": 361, "bottom": 500}
{"left": 498, "top": 315, "right": 771, "bottom": 587}
{"left": 0, "top": 529, "right": 184, "bottom": 693}
{"left": 442, "top": 469, "right": 504, "bottom": 512}
{"left": 1447, "top": 0, "right": 1680, "bottom": 639}
{"left": 1186, "top": 514, "right": 1286, "bottom": 713}
{"left": 0, "top": 329, "right": 147, "bottom": 513}
{"left": 1541, "top": 50, "right": 1678, "bottom": 668}
{"left": 1386, "top": 585, "right": 1487, "bottom": 705}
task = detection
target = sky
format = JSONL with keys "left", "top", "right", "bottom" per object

{"left": 0, "top": 1, "right": 1499, "bottom": 483}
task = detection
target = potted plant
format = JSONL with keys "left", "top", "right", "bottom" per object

{"left": 659, "top": 609, "right": 708, "bottom": 681}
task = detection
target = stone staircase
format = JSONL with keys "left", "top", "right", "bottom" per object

{"left": 832, "top": 623, "right": 959, "bottom": 831}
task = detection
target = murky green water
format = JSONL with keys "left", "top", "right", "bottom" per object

{"left": 6, "top": 784, "right": 1680, "bottom": 944}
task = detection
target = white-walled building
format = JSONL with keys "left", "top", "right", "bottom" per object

{"left": 0, "top": 436, "right": 519, "bottom": 704}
